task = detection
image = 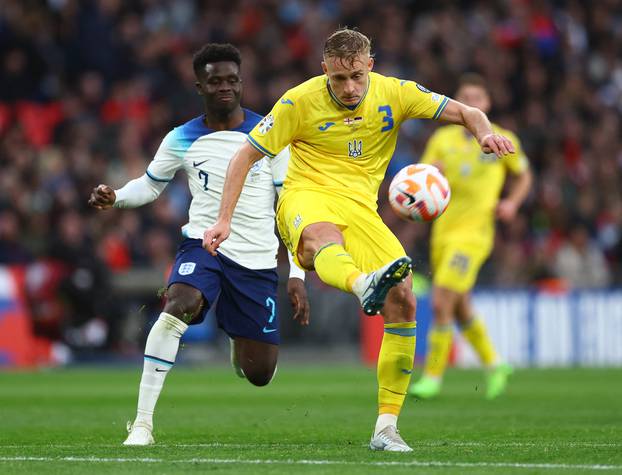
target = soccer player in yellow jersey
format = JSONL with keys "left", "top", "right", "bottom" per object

{"left": 409, "top": 74, "right": 532, "bottom": 401}
{"left": 203, "top": 30, "right": 515, "bottom": 451}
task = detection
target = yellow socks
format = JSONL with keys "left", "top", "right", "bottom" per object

{"left": 377, "top": 322, "right": 417, "bottom": 416}
{"left": 423, "top": 324, "right": 453, "bottom": 378}
{"left": 461, "top": 318, "right": 498, "bottom": 367}
{"left": 313, "top": 242, "right": 362, "bottom": 292}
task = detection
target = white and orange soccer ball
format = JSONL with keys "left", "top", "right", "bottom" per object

{"left": 388, "top": 164, "right": 451, "bottom": 222}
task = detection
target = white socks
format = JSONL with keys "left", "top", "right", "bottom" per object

{"left": 374, "top": 413, "right": 398, "bottom": 436}
{"left": 351, "top": 272, "right": 371, "bottom": 301}
{"left": 133, "top": 312, "right": 188, "bottom": 429}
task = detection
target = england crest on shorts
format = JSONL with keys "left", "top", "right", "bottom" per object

{"left": 178, "top": 262, "right": 196, "bottom": 275}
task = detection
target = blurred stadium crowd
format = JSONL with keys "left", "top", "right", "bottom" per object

{"left": 0, "top": 0, "right": 621, "bottom": 350}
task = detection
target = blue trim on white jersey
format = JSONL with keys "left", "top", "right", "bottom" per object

{"left": 169, "top": 109, "right": 264, "bottom": 159}
{"left": 146, "top": 169, "right": 172, "bottom": 182}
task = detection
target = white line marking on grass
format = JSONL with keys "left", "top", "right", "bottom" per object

{"left": 0, "top": 456, "right": 620, "bottom": 471}
{"left": 1, "top": 441, "right": 620, "bottom": 449}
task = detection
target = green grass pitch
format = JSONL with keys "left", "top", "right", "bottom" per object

{"left": 0, "top": 365, "right": 621, "bottom": 474}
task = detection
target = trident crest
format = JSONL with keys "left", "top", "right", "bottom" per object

{"left": 348, "top": 139, "right": 363, "bottom": 158}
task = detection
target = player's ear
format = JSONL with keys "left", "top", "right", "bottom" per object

{"left": 321, "top": 61, "right": 328, "bottom": 75}
{"left": 195, "top": 81, "right": 203, "bottom": 96}
{"left": 368, "top": 56, "right": 374, "bottom": 72}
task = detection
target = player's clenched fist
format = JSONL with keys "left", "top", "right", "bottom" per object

{"left": 202, "top": 220, "right": 231, "bottom": 256}
{"left": 88, "top": 184, "right": 116, "bottom": 210}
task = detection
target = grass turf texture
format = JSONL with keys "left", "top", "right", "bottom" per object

{"left": 0, "top": 366, "right": 620, "bottom": 474}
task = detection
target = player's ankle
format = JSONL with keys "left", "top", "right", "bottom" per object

{"left": 374, "top": 413, "right": 398, "bottom": 436}
{"left": 134, "top": 413, "right": 153, "bottom": 431}
{"left": 351, "top": 272, "right": 370, "bottom": 299}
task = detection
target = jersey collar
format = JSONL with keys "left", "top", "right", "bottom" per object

{"left": 326, "top": 76, "right": 370, "bottom": 111}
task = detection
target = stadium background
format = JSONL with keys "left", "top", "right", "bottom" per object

{"left": 1, "top": 1, "right": 621, "bottom": 473}
{"left": 0, "top": 0, "right": 620, "bottom": 366}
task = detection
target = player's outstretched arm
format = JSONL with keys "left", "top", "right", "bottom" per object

{"left": 88, "top": 175, "right": 168, "bottom": 210}
{"left": 438, "top": 99, "right": 515, "bottom": 157}
{"left": 203, "top": 141, "right": 263, "bottom": 255}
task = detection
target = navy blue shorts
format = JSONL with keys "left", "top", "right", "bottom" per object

{"left": 168, "top": 239, "right": 279, "bottom": 344}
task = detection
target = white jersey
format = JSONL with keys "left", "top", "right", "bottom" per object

{"left": 114, "top": 109, "right": 289, "bottom": 270}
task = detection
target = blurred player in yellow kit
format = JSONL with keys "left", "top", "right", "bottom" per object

{"left": 409, "top": 74, "right": 532, "bottom": 400}
{"left": 204, "top": 31, "right": 515, "bottom": 451}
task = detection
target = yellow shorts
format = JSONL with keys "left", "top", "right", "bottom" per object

{"left": 277, "top": 189, "right": 406, "bottom": 272}
{"left": 431, "top": 241, "right": 489, "bottom": 293}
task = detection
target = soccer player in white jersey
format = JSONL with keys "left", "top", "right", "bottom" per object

{"left": 89, "top": 43, "right": 309, "bottom": 446}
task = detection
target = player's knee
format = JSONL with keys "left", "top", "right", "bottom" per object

{"left": 243, "top": 363, "right": 276, "bottom": 387}
{"left": 399, "top": 290, "right": 417, "bottom": 321}
{"left": 163, "top": 284, "right": 204, "bottom": 324}
{"left": 387, "top": 285, "right": 417, "bottom": 322}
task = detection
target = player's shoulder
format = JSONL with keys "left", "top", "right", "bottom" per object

{"left": 280, "top": 75, "right": 327, "bottom": 104}
{"left": 370, "top": 73, "right": 428, "bottom": 92}
{"left": 235, "top": 109, "right": 264, "bottom": 133}
{"left": 160, "top": 115, "right": 208, "bottom": 151}
{"left": 176, "top": 110, "right": 264, "bottom": 136}
{"left": 369, "top": 72, "right": 400, "bottom": 91}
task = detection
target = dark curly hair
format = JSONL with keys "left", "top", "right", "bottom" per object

{"left": 192, "top": 43, "right": 242, "bottom": 78}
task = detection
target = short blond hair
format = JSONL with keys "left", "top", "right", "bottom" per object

{"left": 323, "top": 28, "right": 372, "bottom": 66}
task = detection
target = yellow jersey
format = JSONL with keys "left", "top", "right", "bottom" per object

{"left": 420, "top": 124, "right": 529, "bottom": 249}
{"left": 247, "top": 72, "right": 449, "bottom": 208}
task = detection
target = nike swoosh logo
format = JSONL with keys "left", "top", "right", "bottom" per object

{"left": 280, "top": 98, "right": 294, "bottom": 105}
{"left": 401, "top": 189, "right": 417, "bottom": 205}
{"left": 318, "top": 122, "right": 335, "bottom": 131}
{"left": 262, "top": 327, "right": 277, "bottom": 334}
{"left": 155, "top": 368, "right": 168, "bottom": 372}
{"left": 401, "top": 369, "right": 413, "bottom": 375}
{"left": 193, "top": 160, "right": 208, "bottom": 167}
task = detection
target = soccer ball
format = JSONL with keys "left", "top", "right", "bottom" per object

{"left": 388, "top": 164, "right": 451, "bottom": 222}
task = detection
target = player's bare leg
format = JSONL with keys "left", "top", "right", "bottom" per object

{"left": 455, "top": 293, "right": 512, "bottom": 399}
{"left": 409, "top": 286, "right": 458, "bottom": 399}
{"left": 230, "top": 337, "right": 278, "bottom": 386}
{"left": 124, "top": 283, "right": 202, "bottom": 446}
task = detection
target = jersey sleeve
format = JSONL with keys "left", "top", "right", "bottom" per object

{"left": 247, "top": 94, "right": 300, "bottom": 158}
{"left": 500, "top": 130, "right": 529, "bottom": 175}
{"left": 419, "top": 129, "right": 445, "bottom": 166}
{"left": 269, "top": 145, "right": 291, "bottom": 193}
{"left": 397, "top": 80, "right": 449, "bottom": 121}
{"left": 146, "top": 129, "right": 185, "bottom": 183}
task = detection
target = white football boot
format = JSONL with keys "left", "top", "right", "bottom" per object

{"left": 123, "top": 421, "right": 154, "bottom": 446}
{"left": 353, "top": 256, "right": 412, "bottom": 316}
{"left": 369, "top": 425, "right": 413, "bottom": 452}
